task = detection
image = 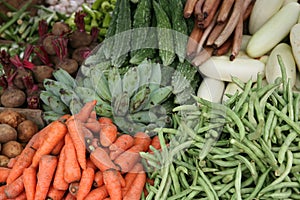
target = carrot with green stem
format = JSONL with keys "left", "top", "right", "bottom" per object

{"left": 22, "top": 166, "right": 36, "bottom": 200}
{"left": 35, "top": 155, "right": 58, "bottom": 200}
{"left": 46, "top": 185, "right": 66, "bottom": 200}
{"left": 109, "top": 134, "right": 134, "bottom": 160}
{"left": 53, "top": 145, "right": 69, "bottom": 190}
{"left": 64, "top": 133, "right": 81, "bottom": 183}
{"left": 4, "top": 175, "right": 24, "bottom": 199}
{"left": 89, "top": 146, "right": 118, "bottom": 172}
{"left": 31, "top": 120, "right": 67, "bottom": 168}
{"left": 103, "top": 168, "right": 122, "bottom": 200}
{"left": 66, "top": 118, "right": 87, "bottom": 170}
{"left": 76, "top": 167, "right": 95, "bottom": 200}
{"left": 6, "top": 146, "right": 36, "bottom": 184}
{"left": 0, "top": 167, "right": 11, "bottom": 183}
{"left": 123, "top": 170, "right": 146, "bottom": 200}
{"left": 85, "top": 185, "right": 108, "bottom": 200}
{"left": 99, "top": 123, "right": 118, "bottom": 147}
{"left": 74, "top": 100, "right": 97, "bottom": 123}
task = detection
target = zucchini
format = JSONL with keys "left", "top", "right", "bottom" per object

{"left": 153, "top": 0, "right": 176, "bottom": 66}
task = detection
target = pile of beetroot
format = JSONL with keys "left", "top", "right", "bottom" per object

{"left": 0, "top": 11, "right": 100, "bottom": 110}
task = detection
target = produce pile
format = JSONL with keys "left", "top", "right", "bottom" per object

{"left": 0, "top": 110, "right": 39, "bottom": 167}
{"left": 0, "top": 0, "right": 300, "bottom": 199}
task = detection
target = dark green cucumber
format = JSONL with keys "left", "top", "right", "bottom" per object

{"left": 152, "top": 0, "right": 175, "bottom": 66}
{"left": 111, "top": 0, "right": 132, "bottom": 67}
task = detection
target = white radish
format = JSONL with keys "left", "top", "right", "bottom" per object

{"left": 290, "top": 23, "right": 300, "bottom": 72}
{"left": 248, "top": 0, "right": 284, "bottom": 34}
{"left": 197, "top": 77, "right": 225, "bottom": 103}
{"left": 246, "top": 2, "right": 300, "bottom": 58}
{"left": 265, "top": 43, "right": 297, "bottom": 87}
{"left": 198, "top": 54, "right": 265, "bottom": 83}
{"left": 222, "top": 82, "right": 243, "bottom": 103}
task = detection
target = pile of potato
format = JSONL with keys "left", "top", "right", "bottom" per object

{"left": 0, "top": 110, "right": 39, "bottom": 167}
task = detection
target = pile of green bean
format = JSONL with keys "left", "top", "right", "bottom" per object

{"left": 140, "top": 56, "right": 300, "bottom": 200}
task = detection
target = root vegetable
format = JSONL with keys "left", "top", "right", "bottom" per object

{"left": 52, "top": 21, "right": 71, "bottom": 36}
{"left": 69, "top": 12, "right": 93, "bottom": 48}
{"left": 1, "top": 141, "right": 23, "bottom": 158}
{"left": 43, "top": 35, "right": 58, "bottom": 55}
{"left": 0, "top": 155, "right": 9, "bottom": 167}
{"left": 0, "top": 71, "right": 26, "bottom": 108}
{"left": 0, "top": 124, "right": 17, "bottom": 143}
{"left": 0, "top": 110, "right": 25, "bottom": 128}
{"left": 52, "top": 36, "right": 79, "bottom": 75}
{"left": 72, "top": 46, "right": 91, "bottom": 65}
{"left": 17, "top": 120, "right": 39, "bottom": 143}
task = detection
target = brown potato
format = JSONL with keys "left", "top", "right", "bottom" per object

{"left": 1, "top": 141, "right": 23, "bottom": 158}
{"left": 17, "top": 120, "right": 39, "bottom": 143}
{"left": 0, "top": 155, "right": 9, "bottom": 167}
{"left": 0, "top": 124, "right": 17, "bottom": 143}
{"left": 0, "top": 110, "right": 25, "bottom": 128}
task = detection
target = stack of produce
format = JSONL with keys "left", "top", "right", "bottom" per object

{"left": 0, "top": 100, "right": 159, "bottom": 200}
{"left": 0, "top": 110, "right": 38, "bottom": 168}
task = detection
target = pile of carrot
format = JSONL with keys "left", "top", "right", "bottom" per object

{"left": 0, "top": 100, "right": 160, "bottom": 200}
{"left": 184, "top": 0, "right": 255, "bottom": 65}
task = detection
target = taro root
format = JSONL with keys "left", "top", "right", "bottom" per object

{"left": 17, "top": 120, "right": 39, "bottom": 143}
{"left": 69, "top": 11, "right": 93, "bottom": 49}
{"left": 0, "top": 71, "right": 26, "bottom": 108}
{"left": 1, "top": 141, "right": 23, "bottom": 158}
{"left": 0, "top": 124, "right": 17, "bottom": 143}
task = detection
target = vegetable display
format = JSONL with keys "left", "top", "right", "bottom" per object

{"left": 0, "top": 100, "right": 157, "bottom": 199}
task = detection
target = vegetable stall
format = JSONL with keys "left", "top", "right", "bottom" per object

{"left": 0, "top": 0, "right": 300, "bottom": 199}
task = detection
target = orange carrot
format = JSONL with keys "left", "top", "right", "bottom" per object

{"left": 109, "top": 134, "right": 134, "bottom": 160}
{"left": 69, "top": 182, "right": 79, "bottom": 197}
{"left": 31, "top": 120, "right": 67, "bottom": 168}
{"left": 0, "top": 167, "right": 11, "bottom": 183}
{"left": 148, "top": 135, "right": 161, "bottom": 153}
{"left": 64, "top": 134, "right": 81, "bottom": 183}
{"left": 0, "top": 185, "right": 6, "bottom": 200}
{"left": 89, "top": 147, "right": 118, "bottom": 172}
{"left": 53, "top": 145, "right": 69, "bottom": 190}
{"left": 89, "top": 110, "right": 97, "bottom": 120}
{"left": 76, "top": 167, "right": 95, "bottom": 200}
{"left": 85, "top": 185, "right": 108, "bottom": 200}
{"left": 85, "top": 118, "right": 101, "bottom": 133}
{"left": 59, "top": 114, "right": 71, "bottom": 121}
{"left": 64, "top": 192, "right": 76, "bottom": 200}
{"left": 122, "top": 163, "right": 144, "bottom": 196}
{"left": 4, "top": 175, "right": 24, "bottom": 199}
{"left": 50, "top": 139, "right": 65, "bottom": 155}
{"left": 93, "top": 170, "right": 104, "bottom": 187}
{"left": 66, "top": 118, "right": 87, "bottom": 170}
{"left": 74, "top": 100, "right": 97, "bottom": 123}
{"left": 22, "top": 166, "right": 36, "bottom": 200}
{"left": 103, "top": 168, "right": 122, "bottom": 200}
{"left": 90, "top": 138, "right": 101, "bottom": 151}
{"left": 98, "top": 117, "right": 113, "bottom": 125}
{"left": 114, "top": 145, "right": 144, "bottom": 173}
{"left": 123, "top": 171, "right": 146, "bottom": 200}
{"left": 46, "top": 185, "right": 66, "bottom": 200}
{"left": 99, "top": 123, "right": 118, "bottom": 147}
{"left": 133, "top": 132, "right": 151, "bottom": 152}
{"left": 6, "top": 156, "right": 18, "bottom": 168}
{"left": 86, "top": 158, "right": 98, "bottom": 171}
{"left": 7, "top": 191, "right": 26, "bottom": 200}
{"left": 35, "top": 155, "right": 58, "bottom": 200}
{"left": 6, "top": 147, "right": 36, "bottom": 184}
